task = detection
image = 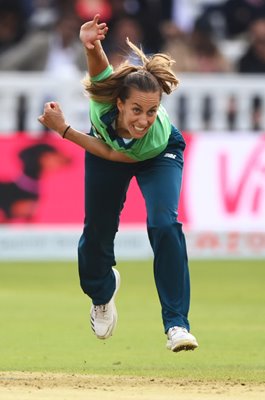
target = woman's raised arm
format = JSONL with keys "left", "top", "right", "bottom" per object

{"left": 79, "top": 14, "right": 109, "bottom": 77}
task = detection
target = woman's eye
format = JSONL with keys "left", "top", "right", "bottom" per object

{"left": 148, "top": 110, "right": 157, "bottom": 116}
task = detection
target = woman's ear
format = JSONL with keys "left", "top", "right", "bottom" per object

{"left": 116, "top": 97, "right": 123, "bottom": 112}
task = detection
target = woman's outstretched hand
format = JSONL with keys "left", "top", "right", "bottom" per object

{"left": 79, "top": 14, "right": 108, "bottom": 50}
{"left": 38, "top": 102, "right": 69, "bottom": 137}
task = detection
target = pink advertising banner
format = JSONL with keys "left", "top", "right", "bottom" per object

{"left": 1, "top": 132, "right": 265, "bottom": 230}
{"left": 182, "top": 133, "right": 265, "bottom": 231}
{"left": 0, "top": 133, "right": 157, "bottom": 225}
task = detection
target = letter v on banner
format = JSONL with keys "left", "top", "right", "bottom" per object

{"left": 173, "top": 133, "right": 265, "bottom": 231}
{"left": 219, "top": 136, "right": 265, "bottom": 214}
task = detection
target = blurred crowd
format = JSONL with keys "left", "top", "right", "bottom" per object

{"left": 0, "top": 0, "right": 265, "bottom": 75}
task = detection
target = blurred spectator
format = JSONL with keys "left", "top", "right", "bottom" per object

{"left": 195, "top": 0, "right": 265, "bottom": 40}
{"left": 0, "top": 0, "right": 30, "bottom": 54}
{"left": 237, "top": 17, "right": 265, "bottom": 72}
{"left": 161, "top": 0, "right": 201, "bottom": 34}
{"left": 161, "top": 22, "right": 233, "bottom": 73}
{"left": 189, "top": 28, "right": 233, "bottom": 72}
{"left": 161, "top": 24, "right": 196, "bottom": 72}
{"left": 222, "top": 0, "right": 265, "bottom": 38}
{"left": 0, "top": 11, "right": 86, "bottom": 73}
{"left": 107, "top": 0, "right": 163, "bottom": 53}
{"left": 236, "top": 15, "right": 265, "bottom": 131}
{"left": 28, "top": 0, "right": 58, "bottom": 30}
{"left": 104, "top": 16, "right": 144, "bottom": 67}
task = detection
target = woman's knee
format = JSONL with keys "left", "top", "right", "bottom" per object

{"left": 147, "top": 207, "right": 178, "bottom": 228}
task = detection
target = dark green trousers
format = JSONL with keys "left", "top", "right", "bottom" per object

{"left": 78, "top": 129, "right": 190, "bottom": 332}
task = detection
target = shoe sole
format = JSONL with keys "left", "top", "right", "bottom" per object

{"left": 167, "top": 340, "right": 198, "bottom": 353}
{"left": 91, "top": 268, "right": 120, "bottom": 340}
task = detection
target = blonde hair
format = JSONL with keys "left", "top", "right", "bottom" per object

{"left": 83, "top": 39, "right": 179, "bottom": 104}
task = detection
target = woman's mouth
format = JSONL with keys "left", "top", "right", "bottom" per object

{"left": 134, "top": 125, "right": 145, "bottom": 132}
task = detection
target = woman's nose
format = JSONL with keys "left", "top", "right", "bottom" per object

{"left": 138, "top": 115, "right": 148, "bottom": 126}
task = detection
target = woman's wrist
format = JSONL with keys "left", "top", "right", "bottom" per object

{"left": 57, "top": 124, "right": 70, "bottom": 138}
{"left": 62, "top": 125, "right": 71, "bottom": 138}
{"left": 84, "top": 40, "right": 100, "bottom": 53}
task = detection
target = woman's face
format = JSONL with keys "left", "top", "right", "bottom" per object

{"left": 116, "top": 88, "right": 160, "bottom": 139}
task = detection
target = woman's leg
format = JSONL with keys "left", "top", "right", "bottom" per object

{"left": 136, "top": 145, "right": 190, "bottom": 333}
{"left": 78, "top": 152, "right": 135, "bottom": 305}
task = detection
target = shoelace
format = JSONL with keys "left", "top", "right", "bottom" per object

{"left": 170, "top": 327, "right": 188, "bottom": 336}
{"left": 93, "top": 304, "right": 109, "bottom": 318}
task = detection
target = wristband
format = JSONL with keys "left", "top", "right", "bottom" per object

{"left": 62, "top": 125, "right": 71, "bottom": 138}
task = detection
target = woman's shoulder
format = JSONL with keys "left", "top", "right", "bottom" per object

{"left": 90, "top": 65, "right": 114, "bottom": 82}
{"left": 90, "top": 99, "right": 114, "bottom": 115}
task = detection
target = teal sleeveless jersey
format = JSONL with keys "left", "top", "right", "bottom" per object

{"left": 89, "top": 65, "right": 183, "bottom": 161}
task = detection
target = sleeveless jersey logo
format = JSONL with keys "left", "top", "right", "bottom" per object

{"left": 164, "top": 153, "right": 176, "bottom": 159}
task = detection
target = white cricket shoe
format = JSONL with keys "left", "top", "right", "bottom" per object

{"left": 166, "top": 326, "right": 198, "bottom": 352}
{"left": 90, "top": 268, "right": 120, "bottom": 340}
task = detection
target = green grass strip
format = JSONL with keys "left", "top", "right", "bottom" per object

{"left": 0, "top": 259, "right": 264, "bottom": 382}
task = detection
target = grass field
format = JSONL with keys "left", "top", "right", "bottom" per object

{"left": 0, "top": 259, "right": 265, "bottom": 384}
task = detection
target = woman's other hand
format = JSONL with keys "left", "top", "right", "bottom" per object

{"left": 79, "top": 13, "right": 108, "bottom": 50}
{"left": 38, "top": 102, "right": 69, "bottom": 137}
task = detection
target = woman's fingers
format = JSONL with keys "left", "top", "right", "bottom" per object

{"left": 99, "top": 26, "right": 108, "bottom": 35}
{"left": 93, "top": 14, "right": 100, "bottom": 24}
{"left": 80, "top": 14, "right": 108, "bottom": 48}
{"left": 38, "top": 102, "right": 66, "bottom": 136}
{"left": 98, "top": 22, "right": 107, "bottom": 30}
{"left": 38, "top": 102, "right": 56, "bottom": 124}
{"left": 43, "top": 101, "right": 59, "bottom": 111}
{"left": 44, "top": 102, "right": 55, "bottom": 112}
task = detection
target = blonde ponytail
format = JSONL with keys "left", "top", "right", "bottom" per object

{"left": 83, "top": 39, "right": 179, "bottom": 103}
